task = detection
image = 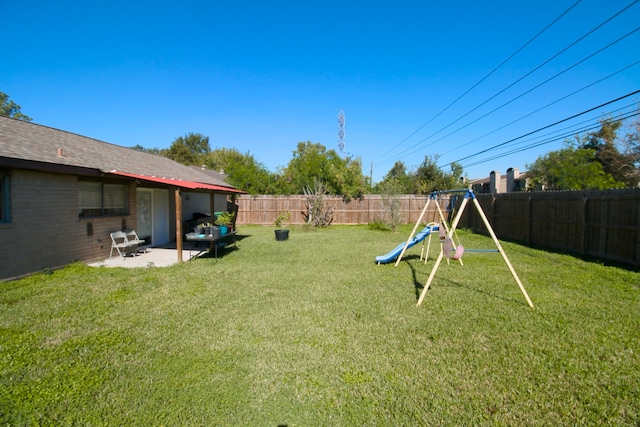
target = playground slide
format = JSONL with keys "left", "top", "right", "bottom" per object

{"left": 375, "top": 226, "right": 437, "bottom": 264}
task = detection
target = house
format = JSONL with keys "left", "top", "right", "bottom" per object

{"left": 469, "top": 168, "right": 529, "bottom": 194}
{"left": 0, "top": 116, "right": 245, "bottom": 280}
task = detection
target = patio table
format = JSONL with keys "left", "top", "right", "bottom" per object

{"left": 185, "top": 231, "right": 237, "bottom": 258}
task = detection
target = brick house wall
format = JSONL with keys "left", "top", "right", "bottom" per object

{"left": 0, "top": 169, "right": 137, "bottom": 280}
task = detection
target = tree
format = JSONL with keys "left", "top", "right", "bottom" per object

{"left": 279, "top": 141, "right": 368, "bottom": 200}
{"left": 302, "top": 179, "right": 334, "bottom": 227}
{"left": 374, "top": 161, "right": 413, "bottom": 194}
{"left": 131, "top": 144, "right": 162, "bottom": 155}
{"left": 583, "top": 118, "right": 636, "bottom": 187}
{"left": 622, "top": 116, "right": 640, "bottom": 186}
{"left": 527, "top": 141, "right": 622, "bottom": 190}
{"left": 0, "top": 92, "right": 32, "bottom": 121}
{"left": 205, "top": 148, "right": 277, "bottom": 194}
{"left": 378, "top": 177, "right": 403, "bottom": 232}
{"left": 413, "top": 155, "right": 462, "bottom": 194}
{"left": 527, "top": 116, "right": 639, "bottom": 190}
{"left": 333, "top": 155, "right": 369, "bottom": 200}
{"left": 165, "top": 133, "right": 210, "bottom": 166}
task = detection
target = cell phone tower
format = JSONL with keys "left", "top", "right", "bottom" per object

{"left": 337, "top": 109, "right": 345, "bottom": 156}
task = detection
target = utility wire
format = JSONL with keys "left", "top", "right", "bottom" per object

{"left": 442, "top": 89, "right": 640, "bottom": 168}
{"left": 486, "top": 101, "right": 640, "bottom": 154}
{"left": 376, "top": 0, "right": 640, "bottom": 166}
{"left": 468, "top": 108, "right": 639, "bottom": 163}
{"left": 391, "top": 25, "right": 640, "bottom": 164}
{"left": 439, "top": 59, "right": 640, "bottom": 158}
{"left": 430, "top": 27, "right": 640, "bottom": 143}
{"left": 371, "top": 0, "right": 583, "bottom": 162}
{"left": 460, "top": 109, "right": 640, "bottom": 169}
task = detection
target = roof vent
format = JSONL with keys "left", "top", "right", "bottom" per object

{"left": 57, "top": 147, "right": 64, "bottom": 157}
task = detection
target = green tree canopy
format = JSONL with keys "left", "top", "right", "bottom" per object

{"left": 0, "top": 91, "right": 32, "bottom": 121}
{"left": 622, "top": 116, "right": 640, "bottom": 186}
{"left": 279, "top": 141, "right": 368, "bottom": 199}
{"left": 527, "top": 142, "right": 622, "bottom": 190}
{"left": 205, "top": 148, "right": 277, "bottom": 194}
{"left": 374, "top": 158, "right": 464, "bottom": 194}
{"left": 131, "top": 144, "right": 162, "bottom": 155}
{"left": 374, "top": 161, "right": 413, "bottom": 194}
{"left": 583, "top": 118, "right": 637, "bottom": 187}
{"left": 413, "top": 155, "right": 463, "bottom": 194}
{"left": 527, "top": 117, "right": 639, "bottom": 190}
{"left": 165, "top": 133, "right": 211, "bottom": 166}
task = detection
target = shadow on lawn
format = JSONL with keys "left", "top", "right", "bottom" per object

{"left": 405, "top": 256, "right": 525, "bottom": 307}
{"left": 194, "top": 233, "right": 251, "bottom": 260}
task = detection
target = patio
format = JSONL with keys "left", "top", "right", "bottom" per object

{"left": 88, "top": 244, "right": 208, "bottom": 269}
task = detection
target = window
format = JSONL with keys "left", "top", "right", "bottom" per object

{"left": 79, "top": 180, "right": 128, "bottom": 217}
{"left": 0, "top": 174, "right": 10, "bottom": 223}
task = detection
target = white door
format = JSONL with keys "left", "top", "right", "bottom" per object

{"left": 137, "top": 188, "right": 170, "bottom": 246}
{"left": 152, "top": 189, "right": 170, "bottom": 245}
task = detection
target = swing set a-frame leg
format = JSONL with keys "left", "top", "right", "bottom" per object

{"left": 416, "top": 190, "right": 534, "bottom": 308}
{"left": 471, "top": 197, "right": 534, "bottom": 308}
{"left": 395, "top": 194, "right": 456, "bottom": 267}
{"left": 417, "top": 195, "right": 469, "bottom": 305}
{"left": 394, "top": 198, "right": 433, "bottom": 267}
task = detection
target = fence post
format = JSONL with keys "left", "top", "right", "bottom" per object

{"left": 581, "top": 193, "right": 587, "bottom": 256}
{"left": 527, "top": 195, "right": 532, "bottom": 245}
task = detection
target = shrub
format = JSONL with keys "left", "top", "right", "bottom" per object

{"left": 302, "top": 179, "right": 334, "bottom": 227}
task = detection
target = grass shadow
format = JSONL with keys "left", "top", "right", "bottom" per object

{"left": 404, "top": 256, "right": 526, "bottom": 307}
{"left": 398, "top": 256, "right": 426, "bottom": 301}
{"left": 193, "top": 233, "right": 251, "bottom": 260}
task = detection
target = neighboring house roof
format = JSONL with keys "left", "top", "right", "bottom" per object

{"left": 468, "top": 177, "right": 491, "bottom": 185}
{"left": 0, "top": 116, "right": 244, "bottom": 193}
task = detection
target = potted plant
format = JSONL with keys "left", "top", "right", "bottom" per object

{"left": 196, "top": 222, "right": 214, "bottom": 236}
{"left": 274, "top": 211, "right": 291, "bottom": 241}
{"left": 215, "top": 211, "right": 235, "bottom": 235}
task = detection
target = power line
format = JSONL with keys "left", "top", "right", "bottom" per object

{"left": 442, "top": 89, "right": 640, "bottom": 168}
{"left": 432, "top": 26, "right": 640, "bottom": 142}
{"left": 371, "top": 0, "right": 583, "bottom": 163}
{"left": 467, "top": 108, "right": 640, "bottom": 163}
{"left": 383, "top": 25, "right": 640, "bottom": 166}
{"left": 376, "top": 0, "right": 640, "bottom": 166}
{"left": 488, "top": 101, "right": 640, "bottom": 154}
{"left": 439, "top": 59, "right": 640, "bottom": 158}
{"left": 460, "top": 109, "right": 640, "bottom": 169}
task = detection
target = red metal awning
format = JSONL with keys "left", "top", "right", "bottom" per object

{"left": 109, "top": 170, "right": 245, "bottom": 194}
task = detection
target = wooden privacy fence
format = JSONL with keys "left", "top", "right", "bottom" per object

{"left": 236, "top": 194, "right": 447, "bottom": 226}
{"left": 237, "top": 189, "right": 640, "bottom": 267}
{"left": 459, "top": 189, "right": 640, "bottom": 268}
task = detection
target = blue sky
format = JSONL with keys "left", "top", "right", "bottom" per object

{"left": 2, "top": 0, "right": 638, "bottom": 183}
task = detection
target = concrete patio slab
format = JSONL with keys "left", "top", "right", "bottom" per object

{"left": 88, "top": 246, "right": 207, "bottom": 269}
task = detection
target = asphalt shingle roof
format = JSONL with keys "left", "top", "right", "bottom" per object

{"left": 0, "top": 116, "right": 236, "bottom": 189}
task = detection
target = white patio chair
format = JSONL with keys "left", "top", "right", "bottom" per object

{"left": 109, "top": 231, "right": 136, "bottom": 259}
{"left": 124, "top": 229, "right": 146, "bottom": 254}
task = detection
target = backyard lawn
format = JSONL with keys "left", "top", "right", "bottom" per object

{"left": 1, "top": 225, "right": 639, "bottom": 425}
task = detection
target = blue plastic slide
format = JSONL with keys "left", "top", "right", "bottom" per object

{"left": 375, "top": 225, "right": 437, "bottom": 264}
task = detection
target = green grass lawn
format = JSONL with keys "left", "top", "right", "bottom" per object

{"left": 1, "top": 225, "right": 639, "bottom": 426}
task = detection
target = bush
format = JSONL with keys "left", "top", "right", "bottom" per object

{"left": 302, "top": 179, "right": 334, "bottom": 227}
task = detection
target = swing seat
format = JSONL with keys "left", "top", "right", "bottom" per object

{"left": 452, "top": 245, "right": 464, "bottom": 260}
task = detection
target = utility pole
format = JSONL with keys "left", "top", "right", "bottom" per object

{"left": 370, "top": 162, "right": 373, "bottom": 192}
{"left": 338, "top": 109, "right": 345, "bottom": 158}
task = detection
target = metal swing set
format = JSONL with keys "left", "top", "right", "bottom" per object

{"left": 394, "top": 189, "right": 534, "bottom": 308}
